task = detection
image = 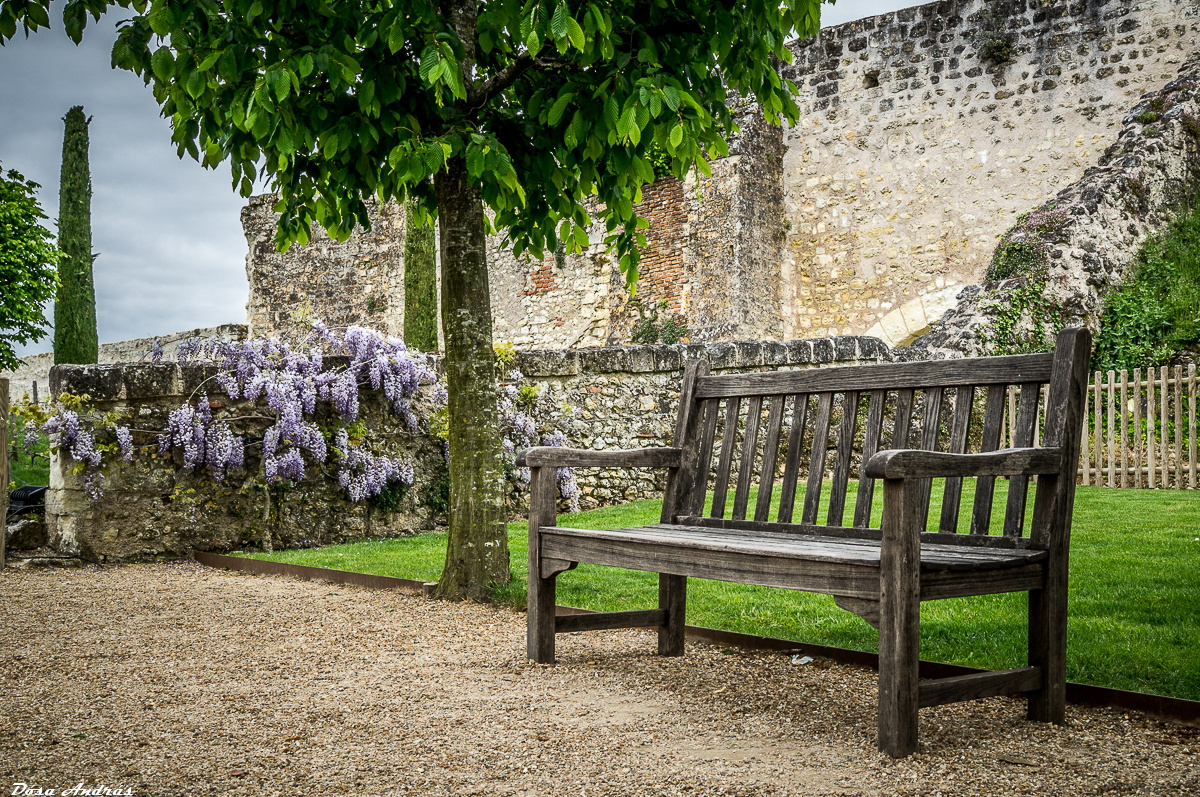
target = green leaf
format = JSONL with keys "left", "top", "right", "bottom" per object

{"left": 617, "top": 106, "right": 636, "bottom": 139}
{"left": 566, "top": 17, "right": 585, "bottom": 51}
{"left": 151, "top": 48, "right": 175, "bottom": 81}
{"left": 669, "top": 123, "right": 683, "bottom": 151}
{"left": 272, "top": 70, "right": 291, "bottom": 102}
{"left": 547, "top": 92, "right": 573, "bottom": 126}
{"left": 551, "top": 2, "right": 568, "bottom": 39}
{"left": 299, "top": 54, "right": 315, "bottom": 78}
{"left": 197, "top": 50, "right": 222, "bottom": 72}
{"left": 185, "top": 70, "right": 205, "bottom": 99}
{"left": 663, "top": 86, "right": 681, "bottom": 112}
{"left": 525, "top": 30, "right": 542, "bottom": 56}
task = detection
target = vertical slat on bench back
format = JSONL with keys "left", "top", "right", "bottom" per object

{"left": 732, "top": 395, "right": 764, "bottom": 520}
{"left": 776, "top": 394, "right": 810, "bottom": 524}
{"left": 661, "top": 359, "right": 711, "bottom": 523}
{"left": 755, "top": 395, "right": 788, "bottom": 522}
{"left": 853, "top": 390, "right": 888, "bottom": 528}
{"left": 938, "top": 386, "right": 975, "bottom": 533}
{"left": 801, "top": 392, "right": 835, "bottom": 525}
{"left": 970, "top": 384, "right": 1008, "bottom": 535}
{"left": 1003, "top": 383, "right": 1043, "bottom": 537}
{"left": 709, "top": 397, "right": 741, "bottom": 518}
{"left": 914, "top": 387, "right": 944, "bottom": 531}
{"left": 826, "top": 391, "right": 861, "bottom": 526}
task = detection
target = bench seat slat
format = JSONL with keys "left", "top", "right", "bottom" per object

{"left": 540, "top": 524, "right": 1047, "bottom": 571}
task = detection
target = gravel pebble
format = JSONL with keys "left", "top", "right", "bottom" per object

{"left": 2, "top": 562, "right": 1196, "bottom": 796}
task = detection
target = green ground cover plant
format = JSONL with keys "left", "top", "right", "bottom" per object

{"left": 1094, "top": 202, "right": 1200, "bottom": 371}
{"left": 236, "top": 483, "right": 1200, "bottom": 701}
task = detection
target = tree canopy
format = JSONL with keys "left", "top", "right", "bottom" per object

{"left": 3, "top": 0, "right": 819, "bottom": 279}
{"left": 1, "top": 0, "right": 822, "bottom": 598}
{"left": 0, "top": 164, "right": 60, "bottom": 371}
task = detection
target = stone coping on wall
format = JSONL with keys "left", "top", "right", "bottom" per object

{"left": 514, "top": 336, "right": 892, "bottom": 378}
{"left": 48, "top": 336, "right": 893, "bottom": 402}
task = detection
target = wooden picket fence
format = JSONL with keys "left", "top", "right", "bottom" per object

{"left": 1079, "top": 364, "right": 1198, "bottom": 489}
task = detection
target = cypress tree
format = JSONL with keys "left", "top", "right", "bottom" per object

{"left": 403, "top": 198, "right": 438, "bottom": 352}
{"left": 54, "top": 105, "right": 98, "bottom": 364}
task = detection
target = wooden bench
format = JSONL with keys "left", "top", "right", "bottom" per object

{"left": 518, "top": 328, "right": 1091, "bottom": 757}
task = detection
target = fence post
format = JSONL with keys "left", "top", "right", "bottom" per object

{"left": 1190, "top": 363, "right": 1197, "bottom": 490}
{"left": 2, "top": 377, "right": 8, "bottom": 568}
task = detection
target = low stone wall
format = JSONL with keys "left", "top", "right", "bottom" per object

{"left": 2, "top": 325, "right": 247, "bottom": 406}
{"left": 44, "top": 336, "right": 889, "bottom": 563}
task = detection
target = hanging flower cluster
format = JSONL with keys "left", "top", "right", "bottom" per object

{"left": 41, "top": 321, "right": 577, "bottom": 512}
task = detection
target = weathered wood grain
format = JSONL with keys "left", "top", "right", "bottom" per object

{"left": 710, "top": 397, "right": 741, "bottom": 519}
{"left": 1027, "top": 327, "right": 1091, "bottom": 723}
{"left": 918, "top": 667, "right": 1042, "bottom": 708}
{"left": 527, "top": 465, "right": 560, "bottom": 663}
{"left": 939, "top": 386, "right": 975, "bottom": 534}
{"left": 865, "top": 447, "right": 1063, "bottom": 479}
{"left": 755, "top": 395, "right": 787, "bottom": 522}
{"left": 694, "top": 354, "right": 1055, "bottom": 399}
{"left": 802, "top": 392, "right": 834, "bottom": 525}
{"left": 556, "top": 609, "right": 666, "bottom": 633}
{"left": 732, "top": 395, "right": 764, "bottom": 521}
{"left": 878, "top": 477, "right": 922, "bottom": 757}
{"left": 662, "top": 360, "right": 711, "bottom": 523}
{"left": 969, "top": 383, "right": 1008, "bottom": 535}
{"left": 1003, "top": 383, "right": 1042, "bottom": 537}
{"left": 853, "top": 390, "right": 887, "bottom": 529}
{"left": 827, "top": 391, "right": 861, "bottom": 527}
{"left": 776, "top": 394, "right": 809, "bottom": 524}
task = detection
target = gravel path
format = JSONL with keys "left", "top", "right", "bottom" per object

{"left": 2, "top": 562, "right": 1196, "bottom": 796}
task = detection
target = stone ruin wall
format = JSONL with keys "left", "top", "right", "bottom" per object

{"left": 242, "top": 195, "right": 407, "bottom": 340}
{"left": 239, "top": 0, "right": 1198, "bottom": 353}
{"left": 918, "top": 51, "right": 1200, "bottom": 356}
{"left": 40, "top": 337, "right": 887, "bottom": 562}
{"left": 782, "top": 0, "right": 1199, "bottom": 347}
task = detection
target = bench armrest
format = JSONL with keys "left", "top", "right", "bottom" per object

{"left": 864, "top": 447, "right": 1064, "bottom": 479}
{"left": 517, "top": 446, "right": 682, "bottom": 469}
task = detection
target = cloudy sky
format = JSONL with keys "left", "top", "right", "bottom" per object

{"left": 0, "top": 0, "right": 912, "bottom": 358}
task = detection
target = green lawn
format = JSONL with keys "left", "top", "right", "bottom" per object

{"left": 235, "top": 483, "right": 1200, "bottom": 701}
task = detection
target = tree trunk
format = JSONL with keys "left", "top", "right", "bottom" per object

{"left": 433, "top": 155, "right": 510, "bottom": 600}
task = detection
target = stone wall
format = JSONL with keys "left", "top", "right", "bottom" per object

{"left": 238, "top": 0, "right": 1198, "bottom": 353}
{"left": 44, "top": 360, "right": 447, "bottom": 563}
{"left": 243, "top": 102, "right": 787, "bottom": 348}
{"left": 2, "top": 324, "right": 247, "bottom": 405}
{"left": 243, "top": 196, "right": 407, "bottom": 339}
{"left": 41, "top": 336, "right": 888, "bottom": 562}
{"left": 781, "top": 0, "right": 1199, "bottom": 345}
{"left": 913, "top": 53, "right": 1200, "bottom": 356}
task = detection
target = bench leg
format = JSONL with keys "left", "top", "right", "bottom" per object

{"left": 658, "top": 574, "right": 687, "bottom": 656}
{"left": 878, "top": 479, "right": 921, "bottom": 757}
{"left": 528, "top": 568, "right": 558, "bottom": 664}
{"left": 1027, "top": 585, "right": 1067, "bottom": 723}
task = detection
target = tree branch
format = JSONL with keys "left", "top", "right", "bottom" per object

{"left": 466, "top": 53, "right": 536, "bottom": 110}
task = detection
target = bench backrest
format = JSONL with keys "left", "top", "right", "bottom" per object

{"left": 662, "top": 328, "right": 1091, "bottom": 550}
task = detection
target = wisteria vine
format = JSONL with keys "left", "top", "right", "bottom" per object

{"left": 34, "top": 321, "right": 578, "bottom": 513}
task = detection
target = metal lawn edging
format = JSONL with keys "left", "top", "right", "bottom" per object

{"left": 193, "top": 551, "right": 1200, "bottom": 727}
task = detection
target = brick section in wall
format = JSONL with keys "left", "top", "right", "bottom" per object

{"left": 634, "top": 177, "right": 688, "bottom": 312}
{"left": 521, "top": 257, "right": 559, "bottom": 296}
